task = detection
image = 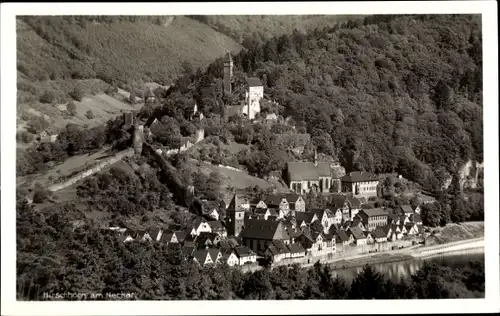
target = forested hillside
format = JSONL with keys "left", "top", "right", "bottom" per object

{"left": 166, "top": 14, "right": 483, "bottom": 191}
{"left": 17, "top": 16, "right": 242, "bottom": 87}
{"left": 189, "top": 15, "right": 364, "bottom": 47}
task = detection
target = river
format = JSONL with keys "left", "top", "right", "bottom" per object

{"left": 330, "top": 248, "right": 485, "bottom": 284}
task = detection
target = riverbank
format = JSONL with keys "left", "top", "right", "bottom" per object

{"left": 294, "top": 237, "right": 484, "bottom": 271}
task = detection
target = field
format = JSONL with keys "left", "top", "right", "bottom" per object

{"left": 187, "top": 159, "right": 289, "bottom": 194}
{"left": 426, "top": 222, "right": 484, "bottom": 245}
{"left": 17, "top": 146, "right": 115, "bottom": 190}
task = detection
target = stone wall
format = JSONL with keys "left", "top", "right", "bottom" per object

{"left": 48, "top": 148, "right": 135, "bottom": 192}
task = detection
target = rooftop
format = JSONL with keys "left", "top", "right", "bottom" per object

{"left": 341, "top": 171, "right": 379, "bottom": 183}
{"left": 247, "top": 77, "right": 263, "bottom": 87}
{"left": 287, "top": 162, "right": 332, "bottom": 181}
{"left": 360, "top": 208, "right": 389, "bottom": 217}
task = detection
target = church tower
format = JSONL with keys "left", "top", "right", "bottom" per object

{"left": 226, "top": 193, "right": 249, "bottom": 237}
{"left": 223, "top": 51, "right": 233, "bottom": 95}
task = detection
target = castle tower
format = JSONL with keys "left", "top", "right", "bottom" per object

{"left": 226, "top": 193, "right": 249, "bottom": 237}
{"left": 245, "top": 77, "right": 263, "bottom": 120}
{"left": 223, "top": 51, "right": 233, "bottom": 95}
{"left": 133, "top": 124, "right": 144, "bottom": 155}
{"left": 314, "top": 147, "right": 318, "bottom": 166}
{"left": 145, "top": 87, "right": 156, "bottom": 104}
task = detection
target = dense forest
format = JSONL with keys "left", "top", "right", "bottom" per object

{"left": 17, "top": 199, "right": 484, "bottom": 300}
{"left": 165, "top": 14, "right": 483, "bottom": 192}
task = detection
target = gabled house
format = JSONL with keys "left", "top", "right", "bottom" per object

{"left": 118, "top": 234, "right": 135, "bottom": 243}
{"left": 348, "top": 226, "right": 367, "bottom": 246}
{"left": 399, "top": 205, "right": 414, "bottom": 219}
{"left": 410, "top": 213, "right": 422, "bottom": 226}
{"left": 295, "top": 211, "right": 319, "bottom": 227}
{"left": 207, "top": 221, "right": 227, "bottom": 238}
{"left": 288, "top": 243, "right": 306, "bottom": 259}
{"left": 147, "top": 227, "right": 164, "bottom": 242}
{"left": 263, "top": 195, "right": 290, "bottom": 217}
{"left": 335, "top": 230, "right": 353, "bottom": 246}
{"left": 234, "top": 245, "right": 257, "bottom": 265}
{"left": 250, "top": 198, "right": 268, "bottom": 210}
{"left": 239, "top": 219, "right": 290, "bottom": 255}
{"left": 364, "top": 231, "right": 374, "bottom": 244}
{"left": 392, "top": 224, "right": 404, "bottom": 240}
{"left": 193, "top": 249, "right": 215, "bottom": 266}
{"left": 208, "top": 249, "right": 223, "bottom": 265}
{"left": 201, "top": 201, "right": 220, "bottom": 221}
{"left": 381, "top": 225, "right": 394, "bottom": 241}
{"left": 313, "top": 208, "right": 335, "bottom": 233}
{"left": 346, "top": 195, "right": 362, "bottom": 221}
{"left": 351, "top": 217, "right": 367, "bottom": 231}
{"left": 282, "top": 193, "right": 306, "bottom": 213}
{"left": 333, "top": 208, "right": 343, "bottom": 225}
{"left": 160, "top": 231, "right": 178, "bottom": 244}
{"left": 222, "top": 250, "right": 240, "bottom": 266}
{"left": 405, "top": 222, "right": 419, "bottom": 236}
{"left": 190, "top": 218, "right": 212, "bottom": 236}
{"left": 196, "top": 232, "right": 221, "bottom": 249}
{"left": 265, "top": 240, "right": 290, "bottom": 263}
{"left": 372, "top": 227, "right": 388, "bottom": 243}
{"left": 412, "top": 204, "right": 422, "bottom": 215}
{"left": 329, "top": 195, "right": 351, "bottom": 222}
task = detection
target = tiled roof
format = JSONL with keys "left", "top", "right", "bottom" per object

{"left": 400, "top": 205, "right": 414, "bottom": 214}
{"left": 247, "top": 77, "right": 263, "bottom": 87}
{"left": 287, "top": 162, "right": 320, "bottom": 181}
{"left": 207, "top": 221, "right": 225, "bottom": 231}
{"left": 295, "top": 212, "right": 317, "bottom": 224}
{"left": 234, "top": 245, "right": 254, "bottom": 257}
{"left": 208, "top": 249, "right": 221, "bottom": 262}
{"left": 264, "top": 194, "right": 285, "bottom": 207}
{"left": 193, "top": 249, "right": 210, "bottom": 264}
{"left": 341, "top": 171, "right": 379, "bottom": 183}
{"left": 349, "top": 226, "right": 366, "bottom": 240}
{"left": 229, "top": 194, "right": 251, "bottom": 212}
{"left": 281, "top": 193, "right": 301, "bottom": 203}
{"left": 360, "top": 208, "right": 389, "bottom": 217}
{"left": 372, "top": 228, "right": 387, "bottom": 239}
{"left": 240, "top": 219, "right": 288, "bottom": 240}
{"left": 289, "top": 243, "right": 306, "bottom": 254}
{"left": 346, "top": 195, "right": 362, "bottom": 207}
{"left": 412, "top": 214, "right": 422, "bottom": 222}
{"left": 336, "top": 230, "right": 350, "bottom": 242}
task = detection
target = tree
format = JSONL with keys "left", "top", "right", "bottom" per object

{"left": 348, "top": 265, "right": 387, "bottom": 299}
{"left": 39, "top": 90, "right": 57, "bottom": 104}
{"left": 85, "top": 110, "right": 94, "bottom": 119}
{"left": 67, "top": 102, "right": 77, "bottom": 116}
{"left": 69, "top": 86, "right": 84, "bottom": 101}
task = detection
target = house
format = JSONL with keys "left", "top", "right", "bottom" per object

{"left": 412, "top": 204, "right": 422, "bottom": 215}
{"left": 351, "top": 217, "right": 367, "bottom": 231}
{"left": 251, "top": 198, "right": 268, "bottom": 211}
{"left": 193, "top": 249, "right": 215, "bottom": 266}
{"left": 380, "top": 225, "right": 394, "bottom": 241}
{"left": 364, "top": 231, "right": 375, "bottom": 244}
{"left": 234, "top": 245, "right": 257, "bottom": 265}
{"left": 285, "top": 150, "right": 334, "bottom": 194}
{"left": 348, "top": 226, "right": 367, "bottom": 246}
{"left": 399, "top": 224, "right": 408, "bottom": 236}
{"left": 265, "top": 240, "right": 290, "bottom": 263}
{"left": 265, "top": 113, "right": 278, "bottom": 122}
{"left": 297, "top": 231, "right": 334, "bottom": 256}
{"left": 341, "top": 171, "right": 379, "bottom": 198}
{"left": 146, "top": 227, "right": 164, "bottom": 242}
{"left": 268, "top": 207, "right": 284, "bottom": 220}
{"left": 346, "top": 195, "right": 362, "bottom": 220}
{"left": 392, "top": 224, "right": 404, "bottom": 240}
{"left": 329, "top": 195, "right": 351, "bottom": 222}
{"left": 372, "top": 227, "right": 388, "bottom": 243}
{"left": 295, "top": 211, "right": 319, "bottom": 228}
{"left": 405, "top": 222, "right": 419, "bottom": 236}
{"left": 399, "top": 205, "right": 414, "bottom": 219}
{"left": 358, "top": 208, "right": 389, "bottom": 231}
{"left": 208, "top": 249, "right": 223, "bottom": 265}
{"left": 222, "top": 250, "right": 240, "bottom": 267}
{"left": 173, "top": 230, "right": 189, "bottom": 244}
{"left": 288, "top": 243, "right": 306, "bottom": 259}
{"left": 196, "top": 232, "right": 221, "bottom": 249}
{"left": 207, "top": 221, "right": 227, "bottom": 237}
{"left": 399, "top": 215, "right": 410, "bottom": 225}
{"left": 313, "top": 208, "right": 336, "bottom": 233}
{"left": 387, "top": 213, "right": 399, "bottom": 225}
{"left": 118, "top": 234, "right": 135, "bottom": 243}
{"left": 282, "top": 193, "right": 306, "bottom": 213}
{"left": 243, "top": 77, "right": 264, "bottom": 120}
{"left": 335, "top": 230, "right": 353, "bottom": 246}
{"left": 333, "top": 208, "right": 343, "bottom": 225}
{"left": 263, "top": 195, "right": 290, "bottom": 217}
{"left": 190, "top": 218, "right": 212, "bottom": 236}
{"left": 239, "top": 219, "right": 290, "bottom": 255}
{"left": 202, "top": 201, "right": 220, "bottom": 221}
{"left": 410, "top": 213, "right": 422, "bottom": 226}
{"left": 160, "top": 231, "right": 178, "bottom": 244}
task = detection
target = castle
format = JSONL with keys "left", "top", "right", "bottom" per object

{"left": 223, "top": 52, "right": 263, "bottom": 120}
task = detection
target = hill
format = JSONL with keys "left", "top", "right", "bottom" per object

{"left": 165, "top": 14, "right": 483, "bottom": 191}
{"left": 190, "top": 15, "right": 365, "bottom": 46}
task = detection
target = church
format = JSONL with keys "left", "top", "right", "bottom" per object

{"left": 223, "top": 52, "right": 263, "bottom": 120}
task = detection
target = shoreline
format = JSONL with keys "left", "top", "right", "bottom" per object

{"left": 291, "top": 237, "right": 485, "bottom": 271}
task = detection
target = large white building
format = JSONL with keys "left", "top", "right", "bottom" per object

{"left": 243, "top": 77, "right": 263, "bottom": 120}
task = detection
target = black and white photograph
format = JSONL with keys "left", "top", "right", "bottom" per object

{"left": 1, "top": 1, "right": 499, "bottom": 315}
